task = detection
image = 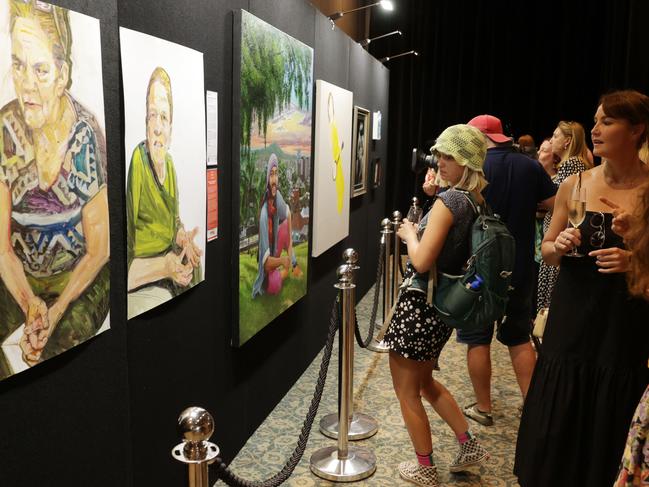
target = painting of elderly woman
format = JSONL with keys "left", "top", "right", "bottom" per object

{"left": 120, "top": 27, "right": 206, "bottom": 319}
{"left": 0, "top": 0, "right": 109, "bottom": 380}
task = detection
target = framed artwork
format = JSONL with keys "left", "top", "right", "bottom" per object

{"left": 233, "top": 10, "right": 313, "bottom": 346}
{"left": 120, "top": 27, "right": 206, "bottom": 320}
{"left": 0, "top": 0, "right": 109, "bottom": 379}
{"left": 372, "top": 110, "right": 382, "bottom": 140}
{"left": 351, "top": 106, "right": 370, "bottom": 197}
{"left": 371, "top": 158, "right": 382, "bottom": 188}
{"left": 312, "top": 80, "right": 353, "bottom": 257}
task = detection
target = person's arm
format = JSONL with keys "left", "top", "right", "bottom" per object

{"left": 398, "top": 198, "right": 453, "bottom": 273}
{"left": 278, "top": 191, "right": 295, "bottom": 260}
{"left": 587, "top": 196, "right": 633, "bottom": 274}
{"left": 539, "top": 195, "right": 555, "bottom": 211}
{"left": 422, "top": 168, "right": 438, "bottom": 197}
{"left": 128, "top": 250, "right": 192, "bottom": 291}
{"left": 537, "top": 162, "right": 557, "bottom": 210}
{"left": 47, "top": 187, "right": 110, "bottom": 327}
{"left": 541, "top": 175, "right": 581, "bottom": 266}
{"left": 125, "top": 151, "right": 193, "bottom": 291}
{"left": 264, "top": 254, "right": 290, "bottom": 273}
{"left": 0, "top": 181, "right": 46, "bottom": 321}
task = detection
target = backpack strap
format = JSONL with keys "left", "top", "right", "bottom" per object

{"left": 460, "top": 189, "right": 491, "bottom": 217}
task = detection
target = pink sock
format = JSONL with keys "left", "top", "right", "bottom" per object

{"left": 457, "top": 430, "right": 474, "bottom": 444}
{"left": 416, "top": 451, "right": 433, "bottom": 466}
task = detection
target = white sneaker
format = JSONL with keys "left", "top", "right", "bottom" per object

{"left": 398, "top": 461, "right": 439, "bottom": 486}
{"left": 449, "top": 436, "right": 490, "bottom": 473}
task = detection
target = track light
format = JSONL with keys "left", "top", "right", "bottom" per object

{"left": 379, "top": 50, "right": 418, "bottom": 63}
{"left": 359, "top": 30, "right": 402, "bottom": 47}
{"left": 328, "top": 1, "right": 395, "bottom": 28}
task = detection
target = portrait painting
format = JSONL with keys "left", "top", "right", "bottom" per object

{"left": 351, "top": 106, "right": 370, "bottom": 197}
{"left": 120, "top": 27, "right": 206, "bottom": 320}
{"left": 0, "top": 0, "right": 109, "bottom": 379}
{"left": 235, "top": 10, "right": 313, "bottom": 346}
{"left": 312, "top": 80, "right": 353, "bottom": 257}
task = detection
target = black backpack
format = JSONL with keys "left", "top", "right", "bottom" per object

{"left": 433, "top": 192, "right": 515, "bottom": 330}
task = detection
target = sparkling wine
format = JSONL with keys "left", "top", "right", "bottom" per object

{"left": 568, "top": 200, "right": 586, "bottom": 228}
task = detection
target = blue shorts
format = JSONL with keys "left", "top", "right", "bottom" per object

{"left": 456, "top": 278, "right": 533, "bottom": 347}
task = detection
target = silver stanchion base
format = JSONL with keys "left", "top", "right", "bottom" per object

{"left": 320, "top": 412, "right": 379, "bottom": 440}
{"left": 366, "top": 336, "right": 390, "bottom": 353}
{"left": 310, "top": 445, "right": 376, "bottom": 482}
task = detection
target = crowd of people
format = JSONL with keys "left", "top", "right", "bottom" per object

{"left": 385, "top": 89, "right": 649, "bottom": 487}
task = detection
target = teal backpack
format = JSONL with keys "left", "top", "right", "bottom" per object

{"left": 433, "top": 192, "right": 516, "bottom": 330}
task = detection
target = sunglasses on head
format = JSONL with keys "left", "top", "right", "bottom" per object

{"left": 589, "top": 212, "right": 605, "bottom": 248}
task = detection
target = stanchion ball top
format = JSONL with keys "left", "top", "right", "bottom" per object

{"left": 381, "top": 217, "right": 391, "bottom": 228}
{"left": 343, "top": 248, "right": 358, "bottom": 264}
{"left": 392, "top": 210, "right": 402, "bottom": 221}
{"left": 178, "top": 407, "right": 215, "bottom": 443}
{"left": 337, "top": 264, "right": 354, "bottom": 283}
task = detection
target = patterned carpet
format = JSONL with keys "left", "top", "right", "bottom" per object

{"left": 216, "top": 285, "right": 523, "bottom": 486}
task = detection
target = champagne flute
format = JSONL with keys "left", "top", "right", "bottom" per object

{"left": 403, "top": 197, "right": 423, "bottom": 243}
{"left": 567, "top": 183, "right": 587, "bottom": 257}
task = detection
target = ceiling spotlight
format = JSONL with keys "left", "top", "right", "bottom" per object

{"left": 328, "top": 1, "right": 396, "bottom": 23}
{"left": 360, "top": 30, "right": 402, "bottom": 47}
{"left": 379, "top": 50, "right": 418, "bottom": 63}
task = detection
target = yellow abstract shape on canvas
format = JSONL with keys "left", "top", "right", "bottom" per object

{"left": 330, "top": 122, "right": 344, "bottom": 214}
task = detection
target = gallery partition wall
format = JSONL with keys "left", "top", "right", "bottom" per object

{"left": 0, "top": 1, "right": 390, "bottom": 486}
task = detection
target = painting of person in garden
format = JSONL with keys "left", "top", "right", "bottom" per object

{"left": 252, "top": 153, "right": 303, "bottom": 299}
{"left": 237, "top": 11, "right": 313, "bottom": 345}
{"left": 0, "top": 0, "right": 109, "bottom": 379}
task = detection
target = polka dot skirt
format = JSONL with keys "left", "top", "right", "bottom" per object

{"left": 384, "top": 290, "right": 453, "bottom": 363}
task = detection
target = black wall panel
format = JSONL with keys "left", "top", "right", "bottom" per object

{"left": 0, "top": 1, "right": 131, "bottom": 486}
{"left": 314, "top": 13, "right": 350, "bottom": 89}
{"left": 0, "top": 2, "right": 389, "bottom": 486}
{"left": 346, "top": 42, "right": 390, "bottom": 294}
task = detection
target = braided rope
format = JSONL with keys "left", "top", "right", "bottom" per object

{"left": 354, "top": 241, "right": 385, "bottom": 348}
{"left": 212, "top": 296, "right": 341, "bottom": 487}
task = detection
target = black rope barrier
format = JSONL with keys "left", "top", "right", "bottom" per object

{"left": 397, "top": 247, "right": 405, "bottom": 278}
{"left": 211, "top": 295, "right": 341, "bottom": 487}
{"left": 354, "top": 241, "right": 385, "bottom": 349}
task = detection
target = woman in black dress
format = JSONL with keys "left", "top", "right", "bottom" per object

{"left": 515, "top": 90, "right": 649, "bottom": 486}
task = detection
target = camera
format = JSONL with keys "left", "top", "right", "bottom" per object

{"left": 411, "top": 148, "right": 438, "bottom": 173}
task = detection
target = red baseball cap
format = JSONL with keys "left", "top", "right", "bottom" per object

{"left": 467, "top": 114, "right": 512, "bottom": 144}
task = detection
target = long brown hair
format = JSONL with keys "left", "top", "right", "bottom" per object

{"left": 627, "top": 183, "right": 649, "bottom": 297}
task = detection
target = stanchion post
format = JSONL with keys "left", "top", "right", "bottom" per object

{"left": 342, "top": 249, "right": 358, "bottom": 424}
{"left": 320, "top": 251, "right": 379, "bottom": 440}
{"left": 338, "top": 263, "right": 353, "bottom": 459}
{"left": 392, "top": 210, "right": 403, "bottom": 302}
{"left": 381, "top": 218, "right": 394, "bottom": 317}
{"left": 367, "top": 218, "right": 392, "bottom": 353}
{"left": 172, "top": 407, "right": 220, "bottom": 487}
{"left": 311, "top": 264, "right": 376, "bottom": 482}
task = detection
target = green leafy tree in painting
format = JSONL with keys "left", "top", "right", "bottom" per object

{"left": 239, "top": 12, "right": 312, "bottom": 236}
{"left": 240, "top": 13, "right": 312, "bottom": 156}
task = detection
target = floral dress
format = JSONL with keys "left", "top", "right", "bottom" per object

{"left": 615, "top": 386, "right": 649, "bottom": 486}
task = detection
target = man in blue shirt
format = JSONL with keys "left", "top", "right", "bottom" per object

{"left": 458, "top": 115, "right": 556, "bottom": 426}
